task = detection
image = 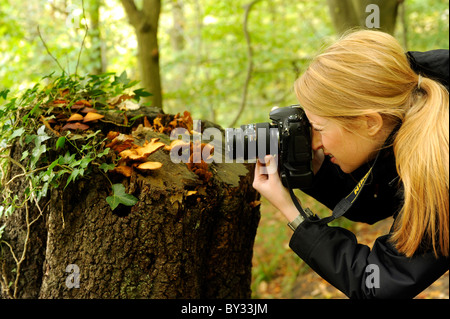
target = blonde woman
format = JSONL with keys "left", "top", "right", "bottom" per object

{"left": 253, "top": 30, "right": 449, "bottom": 299}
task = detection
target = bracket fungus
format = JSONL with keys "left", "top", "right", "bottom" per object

{"left": 61, "top": 122, "right": 89, "bottom": 131}
{"left": 108, "top": 135, "right": 165, "bottom": 177}
{"left": 136, "top": 161, "right": 163, "bottom": 172}
{"left": 67, "top": 113, "right": 84, "bottom": 122}
{"left": 83, "top": 112, "right": 105, "bottom": 123}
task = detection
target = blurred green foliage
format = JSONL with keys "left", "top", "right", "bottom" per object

{"left": 1, "top": 0, "right": 448, "bottom": 128}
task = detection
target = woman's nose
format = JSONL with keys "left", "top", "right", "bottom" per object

{"left": 311, "top": 130, "right": 323, "bottom": 151}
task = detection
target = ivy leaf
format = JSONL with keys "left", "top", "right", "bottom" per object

{"left": 99, "top": 162, "right": 115, "bottom": 172}
{"left": 0, "top": 89, "right": 10, "bottom": 100}
{"left": 7, "top": 127, "right": 25, "bottom": 141}
{"left": 59, "top": 151, "right": 76, "bottom": 165}
{"left": 115, "top": 71, "right": 130, "bottom": 86}
{"left": 36, "top": 125, "right": 51, "bottom": 144}
{"left": 20, "top": 150, "right": 29, "bottom": 161}
{"left": 132, "top": 88, "right": 152, "bottom": 102}
{"left": 56, "top": 136, "right": 66, "bottom": 150}
{"left": 106, "top": 183, "right": 138, "bottom": 211}
{"left": 65, "top": 168, "right": 84, "bottom": 188}
{"left": 30, "top": 143, "right": 46, "bottom": 169}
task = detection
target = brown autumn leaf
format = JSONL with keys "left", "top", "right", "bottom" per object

{"left": 53, "top": 99, "right": 68, "bottom": 105}
{"left": 105, "top": 132, "right": 134, "bottom": 152}
{"left": 74, "top": 99, "right": 92, "bottom": 106}
{"left": 143, "top": 116, "right": 151, "bottom": 128}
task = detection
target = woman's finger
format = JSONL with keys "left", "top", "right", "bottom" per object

{"left": 263, "top": 155, "right": 278, "bottom": 176}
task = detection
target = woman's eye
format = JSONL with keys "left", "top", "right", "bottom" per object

{"left": 313, "top": 127, "right": 323, "bottom": 132}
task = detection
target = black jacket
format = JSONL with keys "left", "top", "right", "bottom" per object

{"left": 289, "top": 50, "right": 449, "bottom": 299}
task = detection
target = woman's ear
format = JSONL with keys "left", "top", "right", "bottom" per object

{"left": 364, "top": 113, "right": 384, "bottom": 137}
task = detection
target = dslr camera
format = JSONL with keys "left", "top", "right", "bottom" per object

{"left": 226, "top": 105, "right": 314, "bottom": 190}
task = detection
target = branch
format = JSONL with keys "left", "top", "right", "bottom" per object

{"left": 229, "top": 0, "right": 262, "bottom": 128}
{"left": 120, "top": 0, "right": 144, "bottom": 28}
{"left": 75, "top": 0, "right": 89, "bottom": 76}
{"left": 37, "top": 26, "right": 66, "bottom": 74}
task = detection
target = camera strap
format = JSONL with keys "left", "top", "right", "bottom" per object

{"left": 287, "top": 150, "right": 381, "bottom": 225}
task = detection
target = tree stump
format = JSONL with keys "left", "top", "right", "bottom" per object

{"left": 0, "top": 112, "right": 260, "bottom": 299}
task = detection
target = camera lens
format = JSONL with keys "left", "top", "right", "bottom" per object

{"left": 225, "top": 122, "right": 278, "bottom": 162}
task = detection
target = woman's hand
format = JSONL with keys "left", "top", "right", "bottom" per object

{"left": 252, "top": 155, "right": 300, "bottom": 223}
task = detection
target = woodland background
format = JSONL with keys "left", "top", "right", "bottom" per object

{"left": 0, "top": 0, "right": 448, "bottom": 298}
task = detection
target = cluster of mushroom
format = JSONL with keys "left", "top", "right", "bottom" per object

{"left": 152, "top": 111, "right": 193, "bottom": 135}
{"left": 43, "top": 99, "right": 105, "bottom": 132}
{"left": 62, "top": 111, "right": 105, "bottom": 131}
{"left": 166, "top": 140, "right": 213, "bottom": 182}
{"left": 106, "top": 131, "right": 165, "bottom": 177}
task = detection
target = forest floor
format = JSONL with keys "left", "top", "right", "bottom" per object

{"left": 251, "top": 198, "right": 449, "bottom": 299}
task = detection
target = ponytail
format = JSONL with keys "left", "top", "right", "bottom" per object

{"left": 391, "top": 76, "right": 449, "bottom": 257}
{"left": 294, "top": 30, "right": 449, "bottom": 258}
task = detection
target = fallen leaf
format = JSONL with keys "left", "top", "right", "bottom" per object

{"left": 144, "top": 116, "right": 151, "bottom": 128}
{"left": 74, "top": 99, "right": 92, "bottom": 106}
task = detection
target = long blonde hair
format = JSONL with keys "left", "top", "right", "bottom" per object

{"left": 295, "top": 30, "right": 449, "bottom": 257}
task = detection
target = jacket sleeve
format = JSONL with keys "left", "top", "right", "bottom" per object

{"left": 289, "top": 219, "right": 449, "bottom": 299}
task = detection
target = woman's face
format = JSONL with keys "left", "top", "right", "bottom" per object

{"left": 304, "top": 110, "right": 381, "bottom": 174}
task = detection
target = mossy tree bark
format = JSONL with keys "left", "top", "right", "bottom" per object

{"left": 0, "top": 113, "right": 260, "bottom": 299}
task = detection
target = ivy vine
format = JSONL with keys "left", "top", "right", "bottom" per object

{"left": 0, "top": 71, "right": 152, "bottom": 230}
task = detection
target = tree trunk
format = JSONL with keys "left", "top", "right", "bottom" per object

{"left": 0, "top": 111, "right": 260, "bottom": 299}
{"left": 121, "top": 0, "right": 163, "bottom": 109}
{"left": 88, "top": 0, "right": 106, "bottom": 75}
{"left": 327, "top": 0, "right": 400, "bottom": 35}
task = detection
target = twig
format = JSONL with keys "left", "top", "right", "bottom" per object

{"left": 37, "top": 26, "right": 66, "bottom": 74}
{"left": 75, "top": 0, "right": 89, "bottom": 76}
{"left": 40, "top": 115, "right": 61, "bottom": 137}
{"left": 229, "top": 0, "right": 262, "bottom": 127}
{"left": 0, "top": 153, "right": 43, "bottom": 298}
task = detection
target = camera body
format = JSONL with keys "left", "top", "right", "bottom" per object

{"left": 269, "top": 105, "right": 314, "bottom": 189}
{"left": 227, "top": 105, "right": 314, "bottom": 189}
